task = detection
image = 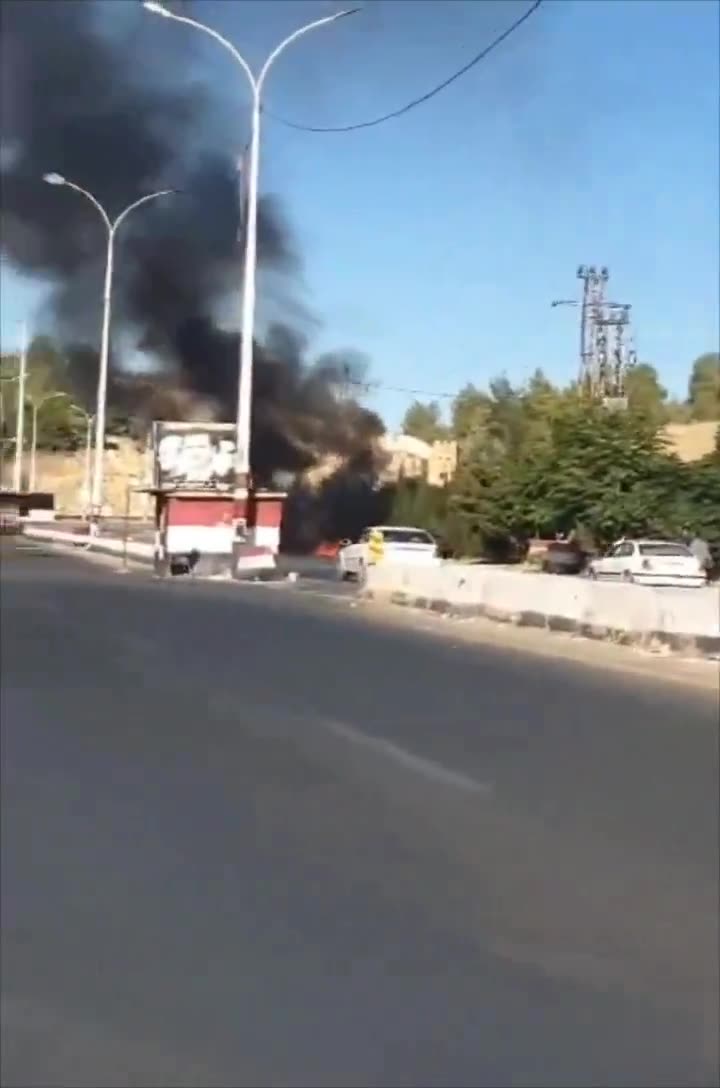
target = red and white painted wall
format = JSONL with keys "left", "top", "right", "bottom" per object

{"left": 164, "top": 495, "right": 236, "bottom": 557}
{"left": 246, "top": 491, "right": 285, "bottom": 554}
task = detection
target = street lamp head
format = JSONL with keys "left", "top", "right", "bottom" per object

{"left": 143, "top": 1, "right": 171, "bottom": 15}
{"left": 43, "top": 172, "right": 66, "bottom": 186}
{"left": 333, "top": 7, "right": 362, "bottom": 19}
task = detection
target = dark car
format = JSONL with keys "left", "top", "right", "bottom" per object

{"left": 541, "top": 540, "right": 588, "bottom": 576}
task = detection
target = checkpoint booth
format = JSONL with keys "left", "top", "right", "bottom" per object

{"left": 145, "top": 421, "right": 285, "bottom": 578}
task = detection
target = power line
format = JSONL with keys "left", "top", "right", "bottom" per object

{"left": 264, "top": 0, "right": 543, "bottom": 134}
{"left": 345, "top": 375, "right": 458, "bottom": 400}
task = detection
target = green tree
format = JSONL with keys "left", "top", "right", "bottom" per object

{"left": 388, "top": 478, "right": 448, "bottom": 540}
{"left": 624, "top": 362, "right": 668, "bottom": 424}
{"left": 688, "top": 353, "right": 720, "bottom": 420}
{"left": 403, "top": 364, "right": 718, "bottom": 558}
{"left": 682, "top": 437, "right": 720, "bottom": 541}
{"left": 449, "top": 399, "right": 694, "bottom": 555}
{"left": 664, "top": 398, "right": 692, "bottom": 423}
{"left": 487, "top": 376, "right": 526, "bottom": 456}
{"left": 451, "top": 383, "right": 492, "bottom": 444}
{"left": 521, "top": 369, "right": 565, "bottom": 451}
{"left": 25, "top": 337, "right": 86, "bottom": 449}
{"left": 1, "top": 336, "right": 88, "bottom": 452}
{"left": 401, "top": 400, "right": 448, "bottom": 443}
{"left": 447, "top": 456, "right": 521, "bottom": 558}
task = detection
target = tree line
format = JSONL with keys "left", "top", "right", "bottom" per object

{"left": 3, "top": 336, "right": 718, "bottom": 558}
{"left": 400, "top": 354, "right": 720, "bottom": 445}
{"left": 389, "top": 354, "right": 720, "bottom": 557}
{"left": 0, "top": 336, "right": 158, "bottom": 460}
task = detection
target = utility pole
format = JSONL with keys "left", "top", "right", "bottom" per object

{"left": 13, "top": 322, "right": 28, "bottom": 492}
{"left": 576, "top": 265, "right": 610, "bottom": 395}
{"left": 553, "top": 267, "right": 635, "bottom": 406}
{"left": 578, "top": 266, "right": 590, "bottom": 388}
{"left": 593, "top": 303, "right": 634, "bottom": 406}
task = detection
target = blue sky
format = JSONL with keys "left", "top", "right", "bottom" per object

{"left": 2, "top": 0, "right": 718, "bottom": 428}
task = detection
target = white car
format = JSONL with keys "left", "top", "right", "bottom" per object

{"left": 337, "top": 525, "right": 440, "bottom": 581}
{"left": 587, "top": 539, "right": 707, "bottom": 588}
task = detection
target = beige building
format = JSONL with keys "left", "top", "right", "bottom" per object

{"left": 377, "top": 434, "right": 431, "bottom": 482}
{"left": 427, "top": 439, "right": 458, "bottom": 487}
{"left": 377, "top": 434, "right": 458, "bottom": 486}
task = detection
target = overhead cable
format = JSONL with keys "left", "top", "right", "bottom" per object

{"left": 264, "top": 0, "right": 543, "bottom": 134}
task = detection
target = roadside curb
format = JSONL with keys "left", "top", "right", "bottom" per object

{"left": 360, "top": 589, "right": 720, "bottom": 661}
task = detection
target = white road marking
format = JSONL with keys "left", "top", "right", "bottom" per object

{"left": 234, "top": 579, "right": 353, "bottom": 604}
{"left": 317, "top": 715, "right": 492, "bottom": 796}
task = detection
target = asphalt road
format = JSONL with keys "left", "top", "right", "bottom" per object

{"left": 1, "top": 540, "right": 718, "bottom": 1088}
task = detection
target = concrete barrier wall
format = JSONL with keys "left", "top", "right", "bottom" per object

{"left": 363, "top": 561, "right": 720, "bottom": 657}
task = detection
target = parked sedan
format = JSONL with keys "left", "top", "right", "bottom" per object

{"left": 587, "top": 539, "right": 707, "bottom": 588}
{"left": 337, "top": 526, "right": 440, "bottom": 581}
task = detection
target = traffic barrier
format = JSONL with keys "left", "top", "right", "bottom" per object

{"left": 22, "top": 526, "right": 278, "bottom": 579}
{"left": 234, "top": 544, "right": 277, "bottom": 578}
{"left": 362, "top": 561, "right": 720, "bottom": 658}
{"left": 21, "top": 510, "right": 57, "bottom": 523}
{"left": 22, "top": 526, "right": 154, "bottom": 561}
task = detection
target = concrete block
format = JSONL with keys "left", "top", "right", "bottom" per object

{"left": 363, "top": 560, "right": 719, "bottom": 659}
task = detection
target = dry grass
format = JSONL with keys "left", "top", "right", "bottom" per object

{"left": 662, "top": 421, "right": 718, "bottom": 462}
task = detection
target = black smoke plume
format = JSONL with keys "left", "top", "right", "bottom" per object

{"left": 1, "top": 0, "right": 383, "bottom": 483}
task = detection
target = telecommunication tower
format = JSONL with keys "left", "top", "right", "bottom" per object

{"left": 554, "top": 266, "right": 636, "bottom": 407}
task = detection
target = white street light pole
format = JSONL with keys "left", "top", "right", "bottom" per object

{"left": 43, "top": 174, "right": 173, "bottom": 527}
{"left": 144, "top": 0, "right": 357, "bottom": 492}
{"left": 12, "top": 321, "right": 28, "bottom": 492}
{"left": 27, "top": 391, "right": 69, "bottom": 492}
